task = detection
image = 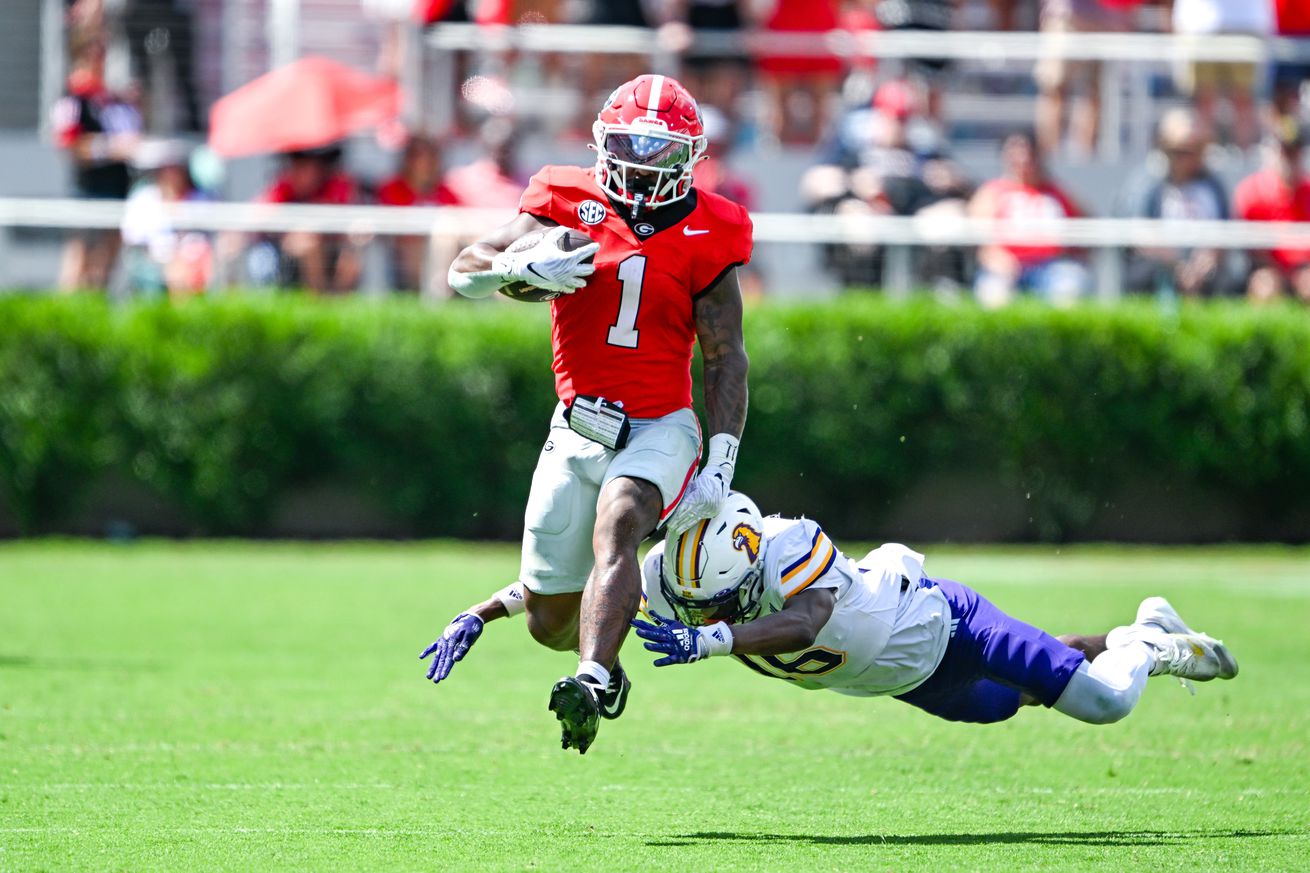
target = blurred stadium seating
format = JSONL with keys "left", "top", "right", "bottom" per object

{"left": 1, "top": 0, "right": 1309, "bottom": 297}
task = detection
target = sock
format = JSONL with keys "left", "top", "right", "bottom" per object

{"left": 576, "top": 660, "right": 610, "bottom": 691}
{"left": 1052, "top": 642, "right": 1153, "bottom": 725}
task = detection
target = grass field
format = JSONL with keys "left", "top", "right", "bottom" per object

{"left": 2, "top": 541, "right": 1308, "bottom": 871}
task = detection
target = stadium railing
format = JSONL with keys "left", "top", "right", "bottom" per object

{"left": 427, "top": 24, "right": 1310, "bottom": 64}
{"left": 420, "top": 26, "right": 1310, "bottom": 160}
{"left": 4, "top": 197, "right": 1309, "bottom": 298}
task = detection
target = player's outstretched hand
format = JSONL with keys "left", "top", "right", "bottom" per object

{"left": 664, "top": 468, "right": 730, "bottom": 535}
{"left": 492, "top": 226, "right": 600, "bottom": 294}
{"left": 419, "top": 612, "right": 484, "bottom": 684}
{"left": 631, "top": 611, "right": 732, "bottom": 666}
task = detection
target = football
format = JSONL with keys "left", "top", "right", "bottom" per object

{"left": 498, "top": 228, "right": 597, "bottom": 302}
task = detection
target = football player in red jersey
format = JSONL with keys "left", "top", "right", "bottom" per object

{"left": 427, "top": 75, "right": 753, "bottom": 754}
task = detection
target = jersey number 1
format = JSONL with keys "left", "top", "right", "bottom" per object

{"left": 606, "top": 255, "right": 645, "bottom": 349}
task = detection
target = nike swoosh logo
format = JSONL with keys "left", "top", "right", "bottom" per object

{"left": 525, "top": 263, "right": 549, "bottom": 281}
{"left": 683, "top": 228, "right": 709, "bottom": 236}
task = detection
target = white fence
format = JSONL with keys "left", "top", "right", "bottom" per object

{"left": 428, "top": 25, "right": 1310, "bottom": 64}
{"left": 4, "top": 197, "right": 1308, "bottom": 298}
{"left": 419, "top": 26, "right": 1310, "bottom": 159}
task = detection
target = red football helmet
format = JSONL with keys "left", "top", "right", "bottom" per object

{"left": 592, "top": 74, "right": 707, "bottom": 214}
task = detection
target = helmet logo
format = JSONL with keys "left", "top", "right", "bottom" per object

{"left": 731, "top": 524, "right": 761, "bottom": 564}
{"left": 577, "top": 200, "right": 607, "bottom": 225}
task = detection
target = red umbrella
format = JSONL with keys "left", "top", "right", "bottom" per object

{"left": 209, "top": 57, "right": 400, "bottom": 158}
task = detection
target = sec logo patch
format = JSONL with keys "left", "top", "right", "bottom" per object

{"left": 577, "top": 200, "right": 607, "bottom": 225}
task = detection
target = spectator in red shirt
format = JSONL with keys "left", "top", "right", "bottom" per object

{"left": 970, "top": 130, "right": 1089, "bottom": 307}
{"left": 378, "top": 135, "right": 457, "bottom": 292}
{"left": 1234, "top": 120, "right": 1310, "bottom": 303}
{"left": 753, "top": 0, "right": 845, "bottom": 144}
{"left": 240, "top": 146, "right": 362, "bottom": 294}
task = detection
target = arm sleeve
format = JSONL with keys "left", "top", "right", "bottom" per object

{"left": 776, "top": 521, "right": 842, "bottom": 600}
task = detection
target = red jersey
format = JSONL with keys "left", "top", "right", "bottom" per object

{"left": 975, "top": 177, "right": 1081, "bottom": 266}
{"left": 756, "top": 0, "right": 844, "bottom": 76}
{"left": 259, "top": 172, "right": 356, "bottom": 205}
{"left": 1276, "top": 0, "right": 1310, "bottom": 34}
{"left": 519, "top": 164, "right": 753, "bottom": 419}
{"left": 1234, "top": 168, "right": 1310, "bottom": 271}
{"left": 377, "top": 175, "right": 457, "bottom": 207}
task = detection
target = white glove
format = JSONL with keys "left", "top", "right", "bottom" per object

{"left": 491, "top": 226, "right": 600, "bottom": 295}
{"left": 665, "top": 433, "right": 739, "bottom": 534}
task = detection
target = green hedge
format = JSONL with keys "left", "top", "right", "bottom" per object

{"left": 1, "top": 295, "right": 1308, "bottom": 540}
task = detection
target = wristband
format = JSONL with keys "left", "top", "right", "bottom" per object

{"left": 697, "top": 622, "right": 734, "bottom": 658}
{"left": 493, "top": 582, "right": 526, "bottom": 617}
{"left": 448, "top": 265, "right": 508, "bottom": 299}
{"left": 705, "top": 433, "right": 740, "bottom": 484}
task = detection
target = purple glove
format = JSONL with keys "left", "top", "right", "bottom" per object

{"left": 630, "top": 611, "right": 733, "bottom": 666}
{"left": 419, "top": 612, "right": 484, "bottom": 684}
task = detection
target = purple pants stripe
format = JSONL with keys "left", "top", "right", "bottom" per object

{"left": 894, "top": 578, "right": 1086, "bottom": 724}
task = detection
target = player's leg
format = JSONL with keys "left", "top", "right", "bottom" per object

{"left": 897, "top": 581, "right": 1144, "bottom": 725}
{"left": 927, "top": 578, "right": 1090, "bottom": 717}
{"left": 550, "top": 408, "right": 700, "bottom": 753}
{"left": 944, "top": 579, "right": 1154, "bottom": 724}
{"left": 1049, "top": 643, "right": 1154, "bottom": 724}
{"left": 522, "top": 590, "right": 581, "bottom": 652}
{"left": 549, "top": 475, "right": 661, "bottom": 754}
{"left": 581, "top": 408, "right": 700, "bottom": 684}
{"left": 960, "top": 583, "right": 1234, "bottom": 725}
{"left": 899, "top": 678, "right": 1024, "bottom": 724}
{"left": 519, "top": 411, "right": 608, "bottom": 650}
{"left": 1055, "top": 633, "right": 1108, "bottom": 662}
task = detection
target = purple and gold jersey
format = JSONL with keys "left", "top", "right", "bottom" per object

{"left": 641, "top": 519, "right": 953, "bottom": 696}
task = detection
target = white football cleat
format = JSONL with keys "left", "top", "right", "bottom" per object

{"left": 1135, "top": 596, "right": 1194, "bottom": 635}
{"left": 1147, "top": 632, "right": 1239, "bottom": 682}
{"left": 1106, "top": 597, "right": 1218, "bottom": 694}
{"left": 1107, "top": 596, "right": 1193, "bottom": 646}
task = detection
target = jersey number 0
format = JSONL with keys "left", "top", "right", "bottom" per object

{"left": 606, "top": 255, "right": 645, "bottom": 349}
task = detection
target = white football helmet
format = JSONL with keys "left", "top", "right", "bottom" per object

{"left": 659, "top": 492, "right": 766, "bottom": 626}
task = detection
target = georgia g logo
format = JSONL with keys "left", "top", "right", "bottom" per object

{"left": 731, "top": 523, "right": 761, "bottom": 564}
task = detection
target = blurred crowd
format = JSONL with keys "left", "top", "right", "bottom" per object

{"left": 46, "top": 0, "right": 1310, "bottom": 303}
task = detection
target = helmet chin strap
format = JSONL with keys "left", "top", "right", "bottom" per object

{"left": 630, "top": 191, "right": 646, "bottom": 220}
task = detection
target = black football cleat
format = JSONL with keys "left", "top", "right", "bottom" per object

{"left": 549, "top": 675, "right": 601, "bottom": 754}
{"left": 599, "top": 660, "right": 631, "bottom": 721}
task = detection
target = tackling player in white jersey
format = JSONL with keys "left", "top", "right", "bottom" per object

{"left": 632, "top": 493, "right": 1237, "bottom": 724}
{"left": 425, "top": 492, "right": 1237, "bottom": 729}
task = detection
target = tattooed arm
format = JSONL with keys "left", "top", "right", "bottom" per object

{"left": 694, "top": 267, "right": 749, "bottom": 439}
{"left": 663, "top": 266, "right": 749, "bottom": 532}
